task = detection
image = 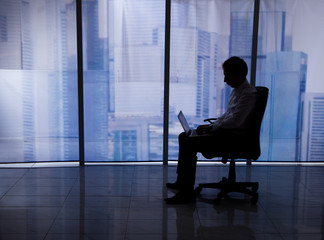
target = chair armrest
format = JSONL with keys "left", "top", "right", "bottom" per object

{"left": 204, "top": 118, "right": 217, "bottom": 123}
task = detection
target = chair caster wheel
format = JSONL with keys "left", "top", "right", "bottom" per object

{"left": 195, "top": 186, "right": 202, "bottom": 194}
{"left": 251, "top": 193, "right": 258, "bottom": 204}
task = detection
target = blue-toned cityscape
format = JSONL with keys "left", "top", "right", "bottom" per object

{"left": 0, "top": 0, "right": 323, "bottom": 162}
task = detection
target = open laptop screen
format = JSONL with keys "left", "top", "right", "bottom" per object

{"left": 177, "top": 111, "right": 191, "bottom": 134}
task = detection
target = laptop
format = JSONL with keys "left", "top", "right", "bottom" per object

{"left": 178, "top": 110, "right": 191, "bottom": 135}
{"left": 178, "top": 111, "right": 201, "bottom": 137}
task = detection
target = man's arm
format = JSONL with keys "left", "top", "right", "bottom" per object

{"left": 196, "top": 124, "right": 212, "bottom": 134}
{"left": 210, "top": 90, "right": 258, "bottom": 132}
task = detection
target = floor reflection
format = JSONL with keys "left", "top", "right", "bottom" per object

{"left": 322, "top": 204, "right": 324, "bottom": 240}
{"left": 198, "top": 199, "right": 257, "bottom": 240}
{"left": 0, "top": 165, "right": 323, "bottom": 239}
{"left": 173, "top": 204, "right": 197, "bottom": 239}
{"left": 79, "top": 166, "right": 85, "bottom": 240}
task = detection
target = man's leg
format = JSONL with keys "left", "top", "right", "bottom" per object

{"left": 165, "top": 133, "right": 216, "bottom": 204}
{"left": 170, "top": 132, "right": 217, "bottom": 188}
{"left": 176, "top": 132, "right": 198, "bottom": 188}
{"left": 166, "top": 132, "right": 198, "bottom": 190}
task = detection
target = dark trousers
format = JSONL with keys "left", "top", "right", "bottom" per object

{"left": 176, "top": 132, "right": 224, "bottom": 189}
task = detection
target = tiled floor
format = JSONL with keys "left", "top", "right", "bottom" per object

{"left": 0, "top": 163, "right": 323, "bottom": 240}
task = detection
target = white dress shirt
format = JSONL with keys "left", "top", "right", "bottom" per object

{"left": 211, "top": 80, "right": 258, "bottom": 132}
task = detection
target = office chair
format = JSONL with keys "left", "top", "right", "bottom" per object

{"left": 195, "top": 87, "right": 268, "bottom": 205}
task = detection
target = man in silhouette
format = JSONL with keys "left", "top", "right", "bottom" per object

{"left": 165, "top": 56, "right": 258, "bottom": 204}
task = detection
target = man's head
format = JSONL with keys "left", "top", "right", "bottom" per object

{"left": 222, "top": 56, "right": 248, "bottom": 88}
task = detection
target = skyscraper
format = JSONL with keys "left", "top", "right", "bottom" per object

{"left": 301, "top": 93, "right": 324, "bottom": 161}
{"left": 83, "top": 0, "right": 109, "bottom": 161}
{"left": 260, "top": 51, "right": 307, "bottom": 161}
{"left": 0, "top": 0, "right": 34, "bottom": 162}
{"left": 43, "top": 0, "right": 78, "bottom": 161}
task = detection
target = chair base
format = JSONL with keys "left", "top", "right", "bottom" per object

{"left": 195, "top": 177, "right": 259, "bottom": 205}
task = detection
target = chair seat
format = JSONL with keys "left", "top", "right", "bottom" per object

{"left": 201, "top": 129, "right": 261, "bottom": 160}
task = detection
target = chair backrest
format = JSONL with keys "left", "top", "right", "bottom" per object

{"left": 202, "top": 86, "right": 268, "bottom": 160}
{"left": 246, "top": 86, "right": 269, "bottom": 159}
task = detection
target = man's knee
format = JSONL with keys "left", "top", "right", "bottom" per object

{"left": 178, "top": 132, "right": 187, "bottom": 143}
{"left": 181, "top": 137, "right": 200, "bottom": 153}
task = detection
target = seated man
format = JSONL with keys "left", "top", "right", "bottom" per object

{"left": 165, "top": 56, "right": 258, "bottom": 204}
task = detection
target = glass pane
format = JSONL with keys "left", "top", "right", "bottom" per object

{"left": 256, "top": 1, "right": 324, "bottom": 161}
{"left": 0, "top": 0, "right": 78, "bottom": 162}
{"left": 169, "top": 0, "right": 255, "bottom": 160}
{"left": 83, "top": 0, "right": 165, "bottom": 161}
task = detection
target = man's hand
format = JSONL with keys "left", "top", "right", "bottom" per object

{"left": 196, "top": 124, "right": 212, "bottom": 134}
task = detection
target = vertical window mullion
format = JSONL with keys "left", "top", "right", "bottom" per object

{"left": 248, "top": 0, "right": 260, "bottom": 165}
{"left": 163, "top": 0, "right": 171, "bottom": 165}
{"left": 76, "top": 0, "right": 85, "bottom": 166}
{"left": 250, "top": 0, "right": 260, "bottom": 87}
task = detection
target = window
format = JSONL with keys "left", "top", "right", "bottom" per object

{"left": 83, "top": 0, "right": 165, "bottom": 161}
{"left": 169, "top": 0, "right": 255, "bottom": 160}
{"left": 0, "top": 0, "right": 323, "bottom": 163}
{"left": 0, "top": 0, "right": 78, "bottom": 162}
{"left": 256, "top": 1, "right": 324, "bottom": 161}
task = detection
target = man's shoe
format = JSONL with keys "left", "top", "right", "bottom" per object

{"left": 166, "top": 182, "right": 183, "bottom": 190}
{"left": 164, "top": 191, "right": 196, "bottom": 204}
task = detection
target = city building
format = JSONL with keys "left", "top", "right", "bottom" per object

{"left": 301, "top": 93, "right": 324, "bottom": 161}
{"left": 259, "top": 51, "right": 307, "bottom": 161}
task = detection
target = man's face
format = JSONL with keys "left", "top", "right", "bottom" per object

{"left": 223, "top": 68, "right": 244, "bottom": 88}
